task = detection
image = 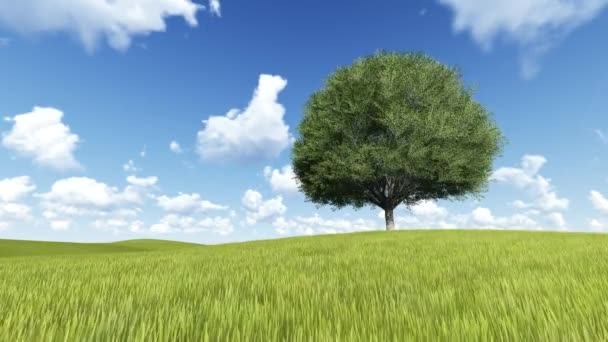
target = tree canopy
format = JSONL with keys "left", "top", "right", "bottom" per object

{"left": 292, "top": 51, "right": 505, "bottom": 230}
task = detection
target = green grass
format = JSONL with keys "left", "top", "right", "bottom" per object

{"left": 2, "top": 230, "right": 608, "bottom": 340}
{"left": 0, "top": 238, "right": 199, "bottom": 258}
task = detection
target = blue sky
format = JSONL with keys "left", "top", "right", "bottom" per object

{"left": 1, "top": 0, "right": 608, "bottom": 243}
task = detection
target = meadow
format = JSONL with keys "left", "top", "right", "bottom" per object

{"left": 2, "top": 230, "right": 608, "bottom": 341}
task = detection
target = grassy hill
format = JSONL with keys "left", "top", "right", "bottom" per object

{"left": 2, "top": 230, "right": 608, "bottom": 340}
{"left": 0, "top": 239, "right": 200, "bottom": 258}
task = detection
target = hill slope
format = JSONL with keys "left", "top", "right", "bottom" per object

{"left": 2, "top": 230, "right": 608, "bottom": 340}
{"left": 0, "top": 239, "right": 201, "bottom": 258}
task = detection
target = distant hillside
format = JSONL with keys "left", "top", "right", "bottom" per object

{"left": 0, "top": 239, "right": 201, "bottom": 258}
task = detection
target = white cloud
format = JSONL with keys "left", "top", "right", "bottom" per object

{"left": 37, "top": 177, "right": 149, "bottom": 218}
{"left": 39, "top": 177, "right": 125, "bottom": 209}
{"left": 150, "top": 214, "right": 233, "bottom": 235}
{"left": 410, "top": 200, "right": 448, "bottom": 218}
{"left": 0, "top": 0, "right": 203, "bottom": 52}
{"left": 387, "top": 204, "right": 544, "bottom": 231}
{"left": 123, "top": 160, "right": 140, "bottom": 173}
{"left": 36, "top": 176, "right": 160, "bottom": 232}
{"left": 2, "top": 107, "right": 81, "bottom": 171}
{"left": 0, "top": 202, "right": 32, "bottom": 221}
{"left": 471, "top": 207, "right": 499, "bottom": 226}
{"left": 546, "top": 212, "right": 566, "bottom": 229}
{"left": 511, "top": 200, "right": 530, "bottom": 209}
{"left": 92, "top": 218, "right": 153, "bottom": 234}
{"left": 272, "top": 217, "right": 293, "bottom": 235}
{"left": 509, "top": 213, "right": 540, "bottom": 230}
{"left": 0, "top": 176, "right": 35, "bottom": 202}
{"left": 169, "top": 140, "right": 183, "bottom": 154}
{"left": 34, "top": 176, "right": 232, "bottom": 234}
{"left": 586, "top": 189, "right": 608, "bottom": 228}
{"left": 209, "top": 0, "right": 221, "bottom": 17}
{"left": 438, "top": 0, "right": 608, "bottom": 78}
{"left": 0, "top": 176, "right": 35, "bottom": 227}
{"left": 460, "top": 207, "right": 538, "bottom": 230}
{"left": 92, "top": 218, "right": 128, "bottom": 233}
{"left": 590, "top": 218, "right": 606, "bottom": 231}
{"left": 263, "top": 165, "right": 299, "bottom": 193}
{"left": 127, "top": 175, "right": 158, "bottom": 187}
{"left": 492, "top": 155, "right": 568, "bottom": 211}
{"left": 50, "top": 220, "right": 71, "bottom": 231}
{"left": 129, "top": 220, "right": 146, "bottom": 233}
{"left": 197, "top": 74, "right": 292, "bottom": 162}
{"left": 465, "top": 207, "right": 540, "bottom": 230}
{"left": 590, "top": 190, "right": 608, "bottom": 214}
{"left": 273, "top": 215, "right": 378, "bottom": 236}
{"left": 150, "top": 214, "right": 193, "bottom": 233}
{"left": 42, "top": 210, "right": 58, "bottom": 219}
{"left": 242, "top": 190, "right": 286, "bottom": 224}
{"left": 125, "top": 174, "right": 158, "bottom": 203}
{"left": 189, "top": 216, "right": 233, "bottom": 235}
{"left": 156, "top": 193, "right": 227, "bottom": 214}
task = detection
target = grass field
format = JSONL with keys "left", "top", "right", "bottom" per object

{"left": 2, "top": 230, "right": 608, "bottom": 341}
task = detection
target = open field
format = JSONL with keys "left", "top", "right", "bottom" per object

{"left": 2, "top": 230, "right": 608, "bottom": 340}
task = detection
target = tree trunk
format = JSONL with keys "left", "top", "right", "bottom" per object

{"left": 385, "top": 207, "right": 395, "bottom": 231}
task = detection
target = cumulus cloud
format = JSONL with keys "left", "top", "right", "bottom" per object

{"left": 150, "top": 214, "right": 233, "bottom": 235}
{"left": 38, "top": 177, "right": 128, "bottom": 211}
{"left": 0, "top": 202, "right": 32, "bottom": 221}
{"left": 169, "top": 141, "right": 183, "bottom": 154}
{"left": 209, "top": 0, "right": 221, "bottom": 17}
{"left": 50, "top": 220, "right": 71, "bottom": 231}
{"left": 590, "top": 190, "right": 608, "bottom": 214}
{"left": 438, "top": 0, "right": 608, "bottom": 78}
{"left": 92, "top": 218, "right": 127, "bottom": 228}
{"left": 2, "top": 107, "right": 81, "bottom": 171}
{"left": 263, "top": 165, "right": 299, "bottom": 193}
{"left": 242, "top": 190, "right": 286, "bottom": 224}
{"left": 0, "top": 176, "right": 35, "bottom": 229}
{"left": 492, "top": 155, "right": 568, "bottom": 212}
{"left": 273, "top": 215, "right": 378, "bottom": 235}
{"left": 197, "top": 74, "right": 292, "bottom": 162}
{"left": 33, "top": 176, "right": 233, "bottom": 234}
{"left": 411, "top": 206, "right": 540, "bottom": 230}
{"left": 590, "top": 218, "right": 606, "bottom": 231}
{"left": 0, "top": 176, "right": 36, "bottom": 202}
{"left": 36, "top": 176, "right": 163, "bottom": 232}
{"left": 156, "top": 193, "right": 227, "bottom": 214}
{"left": 546, "top": 212, "right": 566, "bottom": 229}
{"left": 36, "top": 176, "right": 151, "bottom": 219}
{"left": 471, "top": 207, "right": 499, "bottom": 226}
{"left": 127, "top": 175, "right": 158, "bottom": 187}
{"left": 0, "top": 0, "right": 204, "bottom": 52}
{"left": 293, "top": 204, "right": 556, "bottom": 237}
{"left": 379, "top": 201, "right": 550, "bottom": 231}
{"left": 129, "top": 220, "right": 146, "bottom": 233}
{"left": 410, "top": 200, "right": 448, "bottom": 219}
{"left": 123, "top": 175, "right": 159, "bottom": 203}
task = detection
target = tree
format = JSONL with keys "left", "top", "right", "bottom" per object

{"left": 292, "top": 51, "right": 504, "bottom": 231}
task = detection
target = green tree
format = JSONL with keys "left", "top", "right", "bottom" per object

{"left": 292, "top": 51, "right": 504, "bottom": 230}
